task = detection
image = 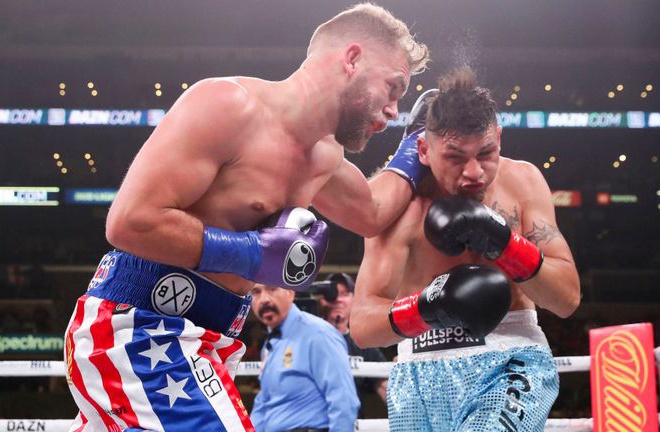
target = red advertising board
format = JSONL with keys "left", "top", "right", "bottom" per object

{"left": 551, "top": 190, "right": 582, "bottom": 207}
{"left": 590, "top": 323, "right": 658, "bottom": 432}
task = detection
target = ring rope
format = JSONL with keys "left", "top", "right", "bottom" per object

{"left": 0, "top": 350, "right": 657, "bottom": 432}
{"left": 0, "top": 355, "right": 592, "bottom": 378}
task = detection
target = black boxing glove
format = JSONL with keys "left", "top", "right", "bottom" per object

{"left": 383, "top": 89, "right": 438, "bottom": 191}
{"left": 389, "top": 264, "right": 511, "bottom": 339}
{"left": 424, "top": 196, "right": 544, "bottom": 282}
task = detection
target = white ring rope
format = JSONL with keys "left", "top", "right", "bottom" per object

{"left": 0, "top": 355, "right": 593, "bottom": 378}
{"left": 0, "top": 352, "right": 657, "bottom": 432}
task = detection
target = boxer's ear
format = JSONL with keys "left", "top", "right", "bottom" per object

{"left": 418, "top": 134, "right": 430, "bottom": 167}
{"left": 343, "top": 43, "right": 362, "bottom": 76}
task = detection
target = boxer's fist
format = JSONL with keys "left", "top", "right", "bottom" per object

{"left": 424, "top": 196, "right": 543, "bottom": 282}
{"left": 383, "top": 89, "right": 438, "bottom": 191}
{"left": 254, "top": 208, "right": 328, "bottom": 290}
{"left": 404, "top": 88, "right": 438, "bottom": 138}
{"left": 389, "top": 264, "right": 511, "bottom": 339}
{"left": 198, "top": 208, "right": 329, "bottom": 291}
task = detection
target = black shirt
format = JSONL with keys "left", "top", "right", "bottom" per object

{"left": 343, "top": 332, "right": 387, "bottom": 417}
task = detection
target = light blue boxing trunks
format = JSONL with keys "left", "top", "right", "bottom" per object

{"left": 64, "top": 251, "right": 255, "bottom": 431}
{"left": 388, "top": 310, "right": 559, "bottom": 432}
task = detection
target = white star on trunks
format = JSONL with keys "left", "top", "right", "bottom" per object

{"left": 138, "top": 339, "right": 172, "bottom": 370}
{"left": 156, "top": 374, "right": 192, "bottom": 407}
{"left": 144, "top": 320, "right": 174, "bottom": 337}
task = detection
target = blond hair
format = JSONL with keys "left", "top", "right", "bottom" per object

{"left": 308, "top": 3, "right": 429, "bottom": 75}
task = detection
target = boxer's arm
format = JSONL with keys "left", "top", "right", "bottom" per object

{"left": 314, "top": 91, "right": 433, "bottom": 238}
{"left": 515, "top": 162, "right": 580, "bottom": 318}
{"left": 312, "top": 159, "right": 413, "bottom": 238}
{"left": 349, "top": 204, "right": 416, "bottom": 348}
{"left": 106, "top": 79, "right": 248, "bottom": 268}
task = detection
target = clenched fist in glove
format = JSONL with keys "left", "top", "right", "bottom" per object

{"left": 383, "top": 89, "right": 438, "bottom": 191}
{"left": 389, "top": 264, "right": 511, "bottom": 339}
{"left": 197, "top": 207, "right": 328, "bottom": 291}
{"left": 425, "top": 196, "right": 543, "bottom": 282}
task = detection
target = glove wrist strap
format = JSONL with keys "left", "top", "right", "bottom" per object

{"left": 495, "top": 232, "right": 543, "bottom": 283}
{"left": 389, "top": 292, "right": 433, "bottom": 338}
{"left": 197, "top": 226, "right": 262, "bottom": 278}
{"left": 382, "top": 167, "right": 420, "bottom": 191}
{"left": 384, "top": 134, "right": 427, "bottom": 191}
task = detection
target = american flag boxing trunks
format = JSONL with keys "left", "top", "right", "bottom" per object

{"left": 64, "top": 251, "right": 254, "bottom": 431}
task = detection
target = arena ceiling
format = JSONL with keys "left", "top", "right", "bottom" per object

{"left": 1, "top": 0, "right": 658, "bottom": 65}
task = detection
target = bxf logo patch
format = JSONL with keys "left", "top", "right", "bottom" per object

{"left": 151, "top": 273, "right": 196, "bottom": 316}
{"left": 87, "top": 254, "right": 117, "bottom": 290}
{"left": 283, "top": 241, "right": 316, "bottom": 286}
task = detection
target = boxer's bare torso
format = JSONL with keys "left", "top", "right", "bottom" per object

{"left": 108, "top": 77, "right": 344, "bottom": 295}
{"left": 392, "top": 158, "right": 539, "bottom": 312}
{"left": 350, "top": 157, "right": 565, "bottom": 349}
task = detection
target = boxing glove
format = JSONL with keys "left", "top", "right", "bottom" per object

{"left": 384, "top": 89, "right": 438, "bottom": 191}
{"left": 389, "top": 264, "right": 511, "bottom": 339}
{"left": 425, "top": 196, "right": 543, "bottom": 282}
{"left": 197, "top": 208, "right": 329, "bottom": 291}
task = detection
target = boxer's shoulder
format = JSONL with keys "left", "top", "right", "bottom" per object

{"left": 171, "top": 78, "right": 268, "bottom": 148}
{"left": 179, "top": 78, "right": 260, "bottom": 119}
{"left": 498, "top": 157, "right": 544, "bottom": 184}
{"left": 315, "top": 135, "right": 345, "bottom": 170}
{"left": 495, "top": 157, "right": 547, "bottom": 200}
{"left": 185, "top": 77, "right": 249, "bottom": 101}
{"left": 378, "top": 195, "right": 426, "bottom": 244}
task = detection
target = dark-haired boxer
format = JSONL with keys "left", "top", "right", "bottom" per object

{"left": 64, "top": 4, "right": 430, "bottom": 431}
{"left": 350, "top": 66, "right": 580, "bottom": 432}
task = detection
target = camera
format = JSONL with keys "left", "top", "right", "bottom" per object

{"left": 294, "top": 280, "right": 339, "bottom": 317}
{"left": 308, "top": 280, "right": 339, "bottom": 302}
{"left": 294, "top": 273, "right": 355, "bottom": 318}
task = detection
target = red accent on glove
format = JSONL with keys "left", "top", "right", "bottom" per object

{"left": 390, "top": 292, "right": 433, "bottom": 338}
{"left": 494, "top": 232, "right": 543, "bottom": 282}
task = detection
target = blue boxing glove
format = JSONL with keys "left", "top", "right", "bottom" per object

{"left": 197, "top": 208, "right": 329, "bottom": 291}
{"left": 383, "top": 89, "right": 439, "bottom": 191}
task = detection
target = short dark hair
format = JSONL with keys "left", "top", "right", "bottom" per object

{"left": 326, "top": 272, "right": 355, "bottom": 293}
{"left": 426, "top": 66, "right": 497, "bottom": 138}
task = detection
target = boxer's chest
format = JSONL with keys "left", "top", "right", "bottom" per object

{"left": 190, "top": 131, "right": 334, "bottom": 231}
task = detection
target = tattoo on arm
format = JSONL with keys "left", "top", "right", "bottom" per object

{"left": 524, "top": 220, "right": 561, "bottom": 246}
{"left": 491, "top": 201, "right": 520, "bottom": 231}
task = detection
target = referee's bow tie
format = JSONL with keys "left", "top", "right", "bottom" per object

{"left": 265, "top": 327, "right": 282, "bottom": 350}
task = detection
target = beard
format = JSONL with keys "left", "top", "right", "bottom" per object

{"left": 335, "top": 76, "right": 372, "bottom": 153}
